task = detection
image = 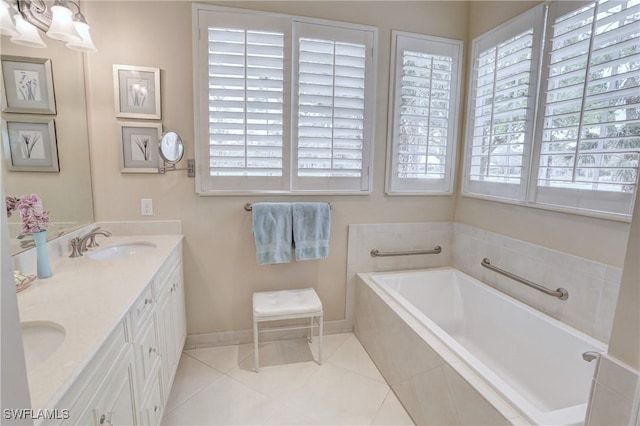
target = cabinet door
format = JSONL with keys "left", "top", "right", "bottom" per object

{"left": 170, "top": 265, "right": 186, "bottom": 363}
{"left": 91, "top": 350, "right": 136, "bottom": 426}
{"left": 133, "top": 316, "right": 161, "bottom": 394}
{"left": 157, "top": 289, "right": 176, "bottom": 398}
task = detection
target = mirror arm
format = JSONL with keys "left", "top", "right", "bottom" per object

{"left": 158, "top": 159, "right": 195, "bottom": 177}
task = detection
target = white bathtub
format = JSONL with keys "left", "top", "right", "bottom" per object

{"left": 356, "top": 267, "right": 606, "bottom": 426}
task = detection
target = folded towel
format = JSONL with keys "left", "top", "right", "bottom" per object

{"left": 251, "top": 203, "right": 293, "bottom": 265}
{"left": 292, "top": 202, "right": 331, "bottom": 261}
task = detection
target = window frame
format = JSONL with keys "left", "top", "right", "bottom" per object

{"left": 192, "top": 3, "right": 377, "bottom": 196}
{"left": 385, "top": 30, "right": 464, "bottom": 195}
{"left": 461, "top": 1, "right": 639, "bottom": 221}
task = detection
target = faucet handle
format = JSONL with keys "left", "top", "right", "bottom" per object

{"left": 69, "top": 237, "right": 83, "bottom": 258}
{"left": 86, "top": 234, "right": 100, "bottom": 249}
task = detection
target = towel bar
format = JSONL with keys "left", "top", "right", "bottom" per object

{"left": 244, "top": 202, "right": 332, "bottom": 211}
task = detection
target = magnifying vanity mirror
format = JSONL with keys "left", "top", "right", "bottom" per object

{"left": 158, "top": 131, "right": 194, "bottom": 176}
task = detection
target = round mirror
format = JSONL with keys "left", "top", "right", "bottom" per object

{"left": 159, "top": 131, "right": 184, "bottom": 164}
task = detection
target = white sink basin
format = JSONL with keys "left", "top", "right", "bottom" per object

{"left": 89, "top": 241, "right": 157, "bottom": 261}
{"left": 21, "top": 321, "right": 66, "bottom": 370}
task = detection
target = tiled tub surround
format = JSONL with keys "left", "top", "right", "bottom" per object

{"left": 452, "top": 223, "right": 623, "bottom": 343}
{"left": 347, "top": 222, "right": 622, "bottom": 344}
{"left": 355, "top": 268, "right": 605, "bottom": 426}
{"left": 12, "top": 221, "right": 183, "bottom": 412}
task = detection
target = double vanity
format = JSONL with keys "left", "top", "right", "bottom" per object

{"left": 16, "top": 228, "right": 185, "bottom": 425}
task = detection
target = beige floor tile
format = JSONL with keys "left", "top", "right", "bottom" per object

{"left": 328, "top": 334, "right": 386, "bottom": 383}
{"left": 161, "top": 375, "right": 279, "bottom": 425}
{"left": 226, "top": 360, "right": 320, "bottom": 398}
{"left": 185, "top": 343, "right": 253, "bottom": 373}
{"left": 282, "top": 362, "right": 390, "bottom": 425}
{"left": 372, "top": 391, "right": 415, "bottom": 425}
{"left": 164, "top": 353, "right": 224, "bottom": 414}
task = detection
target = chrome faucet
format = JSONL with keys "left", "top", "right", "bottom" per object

{"left": 69, "top": 227, "right": 112, "bottom": 258}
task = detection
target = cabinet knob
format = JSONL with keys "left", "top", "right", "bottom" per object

{"left": 154, "top": 405, "right": 159, "bottom": 413}
{"left": 148, "top": 347, "right": 157, "bottom": 355}
{"left": 144, "top": 298, "right": 153, "bottom": 305}
{"left": 99, "top": 412, "right": 113, "bottom": 425}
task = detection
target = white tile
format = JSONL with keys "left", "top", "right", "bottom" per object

{"left": 310, "top": 332, "right": 350, "bottom": 362}
{"left": 161, "top": 375, "right": 279, "bottom": 425}
{"left": 226, "top": 359, "right": 320, "bottom": 398}
{"left": 597, "top": 356, "right": 640, "bottom": 399}
{"left": 587, "top": 382, "right": 634, "bottom": 426}
{"left": 164, "top": 353, "right": 224, "bottom": 414}
{"left": 371, "top": 390, "right": 415, "bottom": 426}
{"left": 185, "top": 343, "right": 253, "bottom": 373}
{"left": 328, "top": 334, "right": 386, "bottom": 383}
{"left": 282, "top": 362, "right": 390, "bottom": 425}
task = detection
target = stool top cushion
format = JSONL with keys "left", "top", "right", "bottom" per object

{"left": 253, "top": 288, "right": 322, "bottom": 318}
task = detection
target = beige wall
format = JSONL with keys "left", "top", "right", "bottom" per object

{"left": 454, "top": 1, "right": 631, "bottom": 267}
{"left": 84, "top": 1, "right": 468, "bottom": 334}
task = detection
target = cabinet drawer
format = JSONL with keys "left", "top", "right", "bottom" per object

{"left": 153, "top": 246, "right": 181, "bottom": 294}
{"left": 131, "top": 285, "right": 154, "bottom": 335}
{"left": 134, "top": 316, "right": 161, "bottom": 394}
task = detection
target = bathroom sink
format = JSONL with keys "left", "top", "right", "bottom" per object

{"left": 21, "top": 321, "right": 66, "bottom": 370}
{"left": 89, "top": 242, "right": 157, "bottom": 261}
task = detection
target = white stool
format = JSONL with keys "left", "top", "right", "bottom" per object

{"left": 252, "top": 288, "right": 323, "bottom": 372}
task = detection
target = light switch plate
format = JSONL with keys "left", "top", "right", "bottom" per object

{"left": 141, "top": 199, "right": 153, "bottom": 216}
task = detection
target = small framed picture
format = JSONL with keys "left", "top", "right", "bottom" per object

{"left": 2, "top": 116, "right": 59, "bottom": 172}
{"left": 113, "top": 65, "right": 161, "bottom": 119}
{"left": 1, "top": 55, "right": 56, "bottom": 114}
{"left": 119, "top": 122, "right": 162, "bottom": 173}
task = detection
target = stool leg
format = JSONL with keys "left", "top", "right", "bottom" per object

{"left": 253, "top": 320, "right": 259, "bottom": 373}
{"left": 318, "top": 315, "right": 323, "bottom": 365}
{"left": 309, "top": 317, "right": 313, "bottom": 343}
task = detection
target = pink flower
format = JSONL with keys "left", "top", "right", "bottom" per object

{"left": 5, "top": 196, "right": 18, "bottom": 218}
{"left": 14, "top": 194, "right": 51, "bottom": 235}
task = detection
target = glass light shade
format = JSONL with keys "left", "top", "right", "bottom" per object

{"left": 66, "top": 21, "right": 96, "bottom": 52}
{"left": 46, "top": 4, "right": 80, "bottom": 42}
{"left": 0, "top": 1, "right": 18, "bottom": 37}
{"left": 11, "top": 15, "right": 46, "bottom": 48}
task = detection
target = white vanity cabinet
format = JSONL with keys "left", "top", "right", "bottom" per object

{"left": 51, "top": 241, "right": 185, "bottom": 426}
{"left": 154, "top": 250, "right": 186, "bottom": 398}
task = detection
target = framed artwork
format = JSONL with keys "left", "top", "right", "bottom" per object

{"left": 2, "top": 116, "right": 59, "bottom": 172}
{"left": 118, "top": 122, "right": 162, "bottom": 173}
{"left": 1, "top": 55, "right": 56, "bottom": 114}
{"left": 113, "top": 65, "right": 161, "bottom": 119}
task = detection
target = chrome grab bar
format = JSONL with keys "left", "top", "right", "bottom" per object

{"left": 370, "top": 246, "right": 442, "bottom": 257}
{"left": 481, "top": 258, "right": 569, "bottom": 300}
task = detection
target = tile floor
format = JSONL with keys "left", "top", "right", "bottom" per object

{"left": 161, "top": 333, "right": 415, "bottom": 425}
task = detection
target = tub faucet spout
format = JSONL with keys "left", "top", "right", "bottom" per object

{"left": 582, "top": 351, "right": 600, "bottom": 362}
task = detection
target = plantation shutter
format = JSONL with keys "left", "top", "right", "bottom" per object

{"left": 386, "top": 32, "right": 463, "bottom": 194}
{"left": 533, "top": 0, "right": 640, "bottom": 215}
{"left": 292, "top": 22, "right": 375, "bottom": 192}
{"left": 463, "top": 6, "right": 544, "bottom": 200}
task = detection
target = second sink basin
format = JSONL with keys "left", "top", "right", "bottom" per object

{"left": 89, "top": 241, "right": 157, "bottom": 261}
{"left": 22, "top": 321, "right": 66, "bottom": 370}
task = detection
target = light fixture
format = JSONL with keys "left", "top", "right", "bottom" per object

{"left": 46, "top": 0, "right": 79, "bottom": 42}
{"left": 11, "top": 13, "right": 45, "bottom": 47}
{"left": 1, "top": 0, "right": 97, "bottom": 52}
{"left": 0, "top": 0, "right": 19, "bottom": 36}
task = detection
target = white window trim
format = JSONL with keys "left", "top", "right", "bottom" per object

{"left": 385, "top": 31, "right": 463, "bottom": 196}
{"left": 461, "top": 1, "right": 638, "bottom": 222}
{"left": 192, "top": 3, "right": 377, "bottom": 196}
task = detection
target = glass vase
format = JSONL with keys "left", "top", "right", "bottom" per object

{"left": 33, "top": 230, "right": 52, "bottom": 279}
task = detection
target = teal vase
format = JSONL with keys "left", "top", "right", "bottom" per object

{"left": 33, "top": 230, "right": 52, "bottom": 279}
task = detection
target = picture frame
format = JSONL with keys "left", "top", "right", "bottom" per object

{"left": 118, "top": 122, "right": 162, "bottom": 173}
{"left": 2, "top": 116, "right": 59, "bottom": 172}
{"left": 113, "top": 65, "right": 161, "bottom": 119}
{"left": 1, "top": 55, "right": 56, "bottom": 114}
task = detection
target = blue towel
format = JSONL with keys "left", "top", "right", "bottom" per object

{"left": 251, "top": 203, "right": 292, "bottom": 265}
{"left": 292, "top": 203, "right": 331, "bottom": 261}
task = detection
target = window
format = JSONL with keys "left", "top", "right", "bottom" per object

{"left": 463, "top": 0, "right": 640, "bottom": 218}
{"left": 193, "top": 5, "right": 376, "bottom": 194}
{"left": 386, "top": 31, "right": 463, "bottom": 194}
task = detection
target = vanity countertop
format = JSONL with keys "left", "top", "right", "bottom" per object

{"left": 16, "top": 234, "right": 183, "bottom": 411}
